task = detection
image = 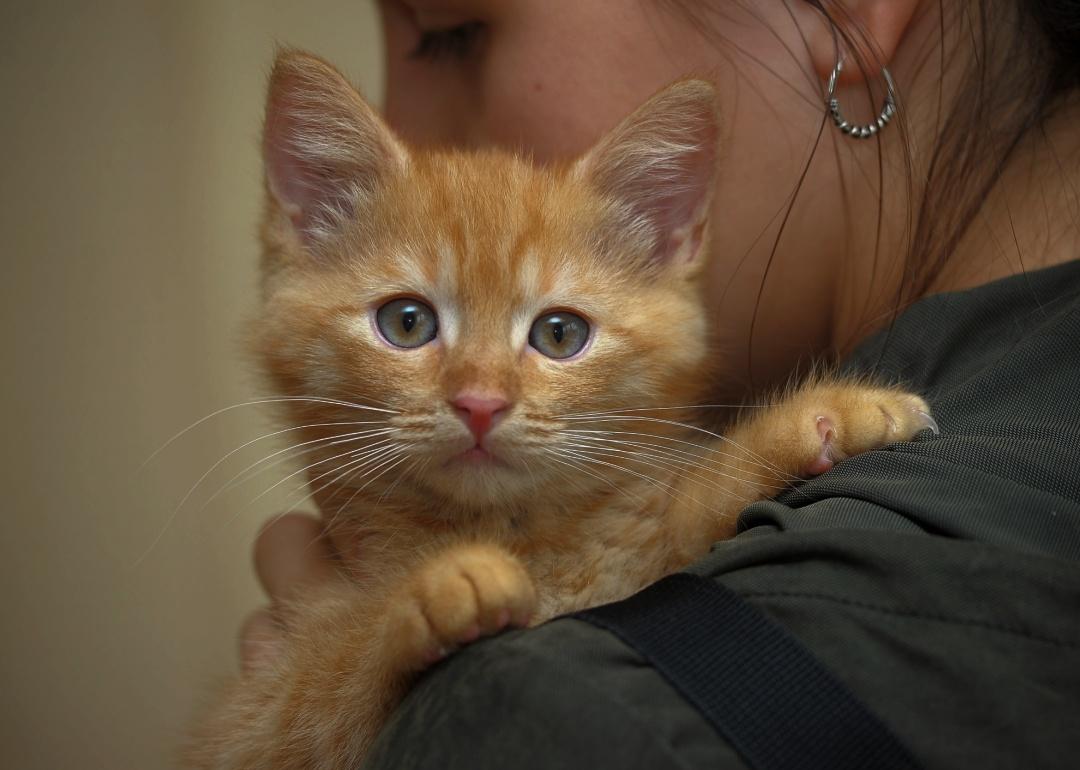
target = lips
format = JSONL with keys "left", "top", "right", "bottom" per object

{"left": 448, "top": 445, "right": 508, "bottom": 468}
{"left": 461, "top": 446, "right": 493, "bottom": 461}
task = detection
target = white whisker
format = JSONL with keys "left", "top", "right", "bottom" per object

{"left": 560, "top": 440, "right": 755, "bottom": 503}
{"left": 276, "top": 450, "right": 398, "bottom": 522}
{"left": 562, "top": 429, "right": 797, "bottom": 484}
{"left": 556, "top": 445, "right": 731, "bottom": 522}
{"left": 248, "top": 436, "right": 399, "bottom": 509}
{"left": 201, "top": 427, "right": 397, "bottom": 511}
{"left": 555, "top": 403, "right": 775, "bottom": 419}
{"left": 541, "top": 450, "right": 647, "bottom": 506}
{"left": 377, "top": 456, "right": 420, "bottom": 506}
{"left": 129, "top": 423, "right": 391, "bottom": 568}
{"left": 559, "top": 415, "right": 789, "bottom": 479}
{"left": 141, "top": 396, "right": 398, "bottom": 469}
{"left": 225, "top": 443, "right": 406, "bottom": 535}
{"left": 323, "top": 450, "right": 414, "bottom": 532}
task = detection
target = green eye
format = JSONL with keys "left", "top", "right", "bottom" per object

{"left": 375, "top": 298, "right": 438, "bottom": 348}
{"left": 529, "top": 311, "right": 590, "bottom": 360}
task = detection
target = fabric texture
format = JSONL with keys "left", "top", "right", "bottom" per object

{"left": 364, "top": 260, "right": 1080, "bottom": 770}
{"left": 574, "top": 573, "right": 921, "bottom": 770}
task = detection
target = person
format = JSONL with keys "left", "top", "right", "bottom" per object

{"left": 242, "top": 1, "right": 1080, "bottom": 766}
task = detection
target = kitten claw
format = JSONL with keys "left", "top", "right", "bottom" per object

{"left": 915, "top": 409, "right": 940, "bottom": 435}
{"left": 423, "top": 646, "right": 449, "bottom": 666}
{"left": 792, "top": 386, "right": 936, "bottom": 479}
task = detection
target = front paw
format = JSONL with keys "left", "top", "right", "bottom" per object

{"left": 793, "top": 384, "right": 937, "bottom": 477}
{"left": 383, "top": 544, "right": 536, "bottom": 672}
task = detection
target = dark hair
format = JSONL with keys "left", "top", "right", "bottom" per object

{"left": 886, "top": 0, "right": 1080, "bottom": 307}
{"left": 1030, "top": 0, "right": 1080, "bottom": 89}
{"left": 660, "top": 0, "right": 1080, "bottom": 369}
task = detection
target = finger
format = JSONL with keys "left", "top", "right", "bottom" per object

{"left": 254, "top": 512, "right": 338, "bottom": 602}
{"left": 238, "top": 607, "right": 285, "bottom": 674}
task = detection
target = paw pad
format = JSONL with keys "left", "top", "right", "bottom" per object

{"left": 803, "top": 416, "right": 839, "bottom": 477}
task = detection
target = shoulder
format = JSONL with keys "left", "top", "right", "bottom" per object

{"left": 364, "top": 617, "right": 746, "bottom": 769}
{"left": 363, "top": 261, "right": 1080, "bottom": 769}
{"left": 743, "top": 259, "right": 1080, "bottom": 557}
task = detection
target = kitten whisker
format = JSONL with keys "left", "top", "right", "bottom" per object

{"left": 193, "top": 424, "right": 395, "bottom": 513}
{"left": 266, "top": 445, "right": 410, "bottom": 536}
{"left": 202, "top": 426, "right": 398, "bottom": 508}
{"left": 376, "top": 454, "right": 422, "bottom": 506}
{"left": 559, "top": 441, "right": 753, "bottom": 505}
{"left": 335, "top": 391, "right": 396, "bottom": 410}
{"left": 554, "top": 403, "right": 777, "bottom": 419}
{"left": 289, "top": 441, "right": 405, "bottom": 502}
{"left": 132, "top": 423, "right": 394, "bottom": 568}
{"left": 556, "top": 446, "right": 732, "bottom": 524}
{"left": 235, "top": 448, "right": 393, "bottom": 565}
{"left": 557, "top": 440, "right": 760, "bottom": 501}
{"left": 541, "top": 451, "right": 648, "bottom": 507}
{"left": 520, "top": 453, "right": 540, "bottom": 493}
{"left": 247, "top": 437, "right": 400, "bottom": 510}
{"left": 558, "top": 415, "right": 790, "bottom": 479}
{"left": 561, "top": 430, "right": 798, "bottom": 484}
{"left": 142, "top": 396, "right": 399, "bottom": 469}
{"left": 324, "top": 451, "right": 414, "bottom": 532}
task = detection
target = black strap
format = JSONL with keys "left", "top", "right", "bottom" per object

{"left": 573, "top": 572, "right": 920, "bottom": 770}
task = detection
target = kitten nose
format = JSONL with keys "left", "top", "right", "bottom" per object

{"left": 451, "top": 394, "right": 510, "bottom": 443}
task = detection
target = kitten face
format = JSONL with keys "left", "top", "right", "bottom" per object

{"left": 256, "top": 52, "right": 720, "bottom": 511}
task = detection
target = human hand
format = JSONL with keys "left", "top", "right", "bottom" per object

{"left": 238, "top": 513, "right": 338, "bottom": 672}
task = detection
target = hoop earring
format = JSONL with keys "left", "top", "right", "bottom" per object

{"left": 826, "top": 57, "right": 897, "bottom": 139}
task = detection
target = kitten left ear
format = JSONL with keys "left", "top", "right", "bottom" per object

{"left": 574, "top": 79, "right": 720, "bottom": 271}
{"left": 263, "top": 50, "right": 407, "bottom": 247}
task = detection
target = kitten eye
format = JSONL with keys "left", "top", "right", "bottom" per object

{"left": 529, "top": 312, "right": 590, "bottom": 360}
{"left": 376, "top": 298, "right": 438, "bottom": 348}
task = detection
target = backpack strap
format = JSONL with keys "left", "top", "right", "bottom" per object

{"left": 572, "top": 572, "right": 920, "bottom": 770}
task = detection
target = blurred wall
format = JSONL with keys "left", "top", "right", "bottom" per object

{"left": 0, "top": 2, "right": 384, "bottom": 767}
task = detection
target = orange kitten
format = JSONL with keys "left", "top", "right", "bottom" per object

{"left": 186, "top": 51, "right": 933, "bottom": 768}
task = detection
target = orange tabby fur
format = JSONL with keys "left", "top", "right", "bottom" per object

{"left": 185, "top": 51, "right": 933, "bottom": 768}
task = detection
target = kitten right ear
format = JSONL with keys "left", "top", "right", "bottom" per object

{"left": 263, "top": 50, "right": 406, "bottom": 246}
{"left": 574, "top": 79, "right": 720, "bottom": 272}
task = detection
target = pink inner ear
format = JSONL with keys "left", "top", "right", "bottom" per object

{"left": 264, "top": 87, "right": 361, "bottom": 241}
{"left": 644, "top": 122, "right": 717, "bottom": 266}
{"left": 262, "top": 55, "right": 402, "bottom": 246}
{"left": 581, "top": 81, "right": 720, "bottom": 268}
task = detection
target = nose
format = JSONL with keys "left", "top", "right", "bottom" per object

{"left": 451, "top": 394, "right": 510, "bottom": 443}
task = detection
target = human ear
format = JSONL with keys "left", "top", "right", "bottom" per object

{"left": 798, "top": 0, "right": 922, "bottom": 86}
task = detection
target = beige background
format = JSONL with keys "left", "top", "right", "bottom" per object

{"left": 0, "top": 3, "right": 384, "bottom": 767}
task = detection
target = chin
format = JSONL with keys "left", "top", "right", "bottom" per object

{"left": 422, "top": 459, "right": 542, "bottom": 510}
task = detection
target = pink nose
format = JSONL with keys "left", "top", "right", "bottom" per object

{"left": 452, "top": 394, "right": 510, "bottom": 443}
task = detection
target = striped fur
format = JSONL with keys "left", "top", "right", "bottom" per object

{"left": 185, "top": 50, "right": 932, "bottom": 769}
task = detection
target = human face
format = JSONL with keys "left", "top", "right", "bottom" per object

{"left": 377, "top": 0, "right": 863, "bottom": 391}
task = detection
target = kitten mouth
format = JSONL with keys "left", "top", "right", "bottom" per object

{"left": 449, "top": 445, "right": 507, "bottom": 468}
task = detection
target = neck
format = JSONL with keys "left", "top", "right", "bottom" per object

{"left": 929, "top": 93, "right": 1080, "bottom": 295}
{"left": 833, "top": 93, "right": 1080, "bottom": 352}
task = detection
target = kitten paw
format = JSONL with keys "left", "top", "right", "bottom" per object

{"left": 796, "top": 386, "right": 936, "bottom": 477}
{"left": 384, "top": 544, "right": 536, "bottom": 672}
